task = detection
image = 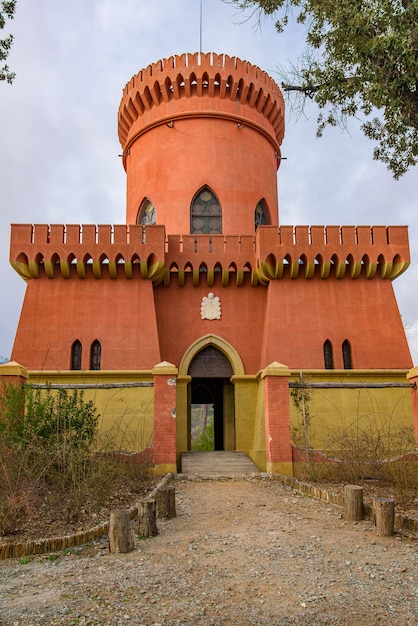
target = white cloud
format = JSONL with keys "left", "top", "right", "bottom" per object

{"left": 0, "top": 0, "right": 417, "bottom": 365}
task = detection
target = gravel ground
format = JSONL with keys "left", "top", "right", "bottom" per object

{"left": 0, "top": 476, "right": 417, "bottom": 626}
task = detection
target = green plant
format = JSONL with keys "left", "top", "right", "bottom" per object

{"left": 0, "top": 383, "right": 155, "bottom": 537}
{"left": 18, "top": 556, "right": 31, "bottom": 564}
{"left": 290, "top": 375, "right": 317, "bottom": 478}
{"left": 0, "top": 382, "right": 100, "bottom": 532}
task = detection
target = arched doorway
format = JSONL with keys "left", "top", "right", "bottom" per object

{"left": 188, "top": 346, "right": 235, "bottom": 451}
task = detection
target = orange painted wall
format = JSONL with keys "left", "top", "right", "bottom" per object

{"left": 125, "top": 117, "right": 278, "bottom": 232}
{"left": 11, "top": 268, "right": 412, "bottom": 372}
{"left": 261, "top": 276, "right": 412, "bottom": 370}
{"left": 153, "top": 274, "right": 267, "bottom": 374}
{"left": 153, "top": 272, "right": 412, "bottom": 373}
{"left": 11, "top": 270, "right": 161, "bottom": 370}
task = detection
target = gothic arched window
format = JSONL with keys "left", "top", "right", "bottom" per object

{"left": 90, "top": 339, "right": 101, "bottom": 371}
{"left": 342, "top": 339, "right": 352, "bottom": 370}
{"left": 136, "top": 198, "right": 156, "bottom": 225}
{"left": 323, "top": 339, "right": 334, "bottom": 369}
{"left": 71, "top": 340, "right": 82, "bottom": 370}
{"left": 254, "top": 200, "right": 270, "bottom": 230}
{"left": 191, "top": 187, "right": 222, "bottom": 234}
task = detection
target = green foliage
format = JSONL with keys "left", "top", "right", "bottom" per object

{"left": 0, "top": 383, "right": 100, "bottom": 533}
{"left": 0, "top": 383, "right": 153, "bottom": 536}
{"left": 191, "top": 418, "right": 215, "bottom": 451}
{"left": 228, "top": 0, "right": 418, "bottom": 177}
{"left": 24, "top": 386, "right": 98, "bottom": 447}
{"left": 0, "top": 0, "right": 16, "bottom": 84}
{"left": 191, "top": 404, "right": 215, "bottom": 451}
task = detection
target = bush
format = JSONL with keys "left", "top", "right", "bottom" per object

{"left": 0, "top": 383, "right": 100, "bottom": 533}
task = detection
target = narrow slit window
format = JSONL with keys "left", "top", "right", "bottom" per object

{"left": 342, "top": 339, "right": 352, "bottom": 370}
{"left": 71, "top": 340, "right": 82, "bottom": 370}
{"left": 323, "top": 339, "right": 334, "bottom": 369}
{"left": 90, "top": 339, "right": 101, "bottom": 371}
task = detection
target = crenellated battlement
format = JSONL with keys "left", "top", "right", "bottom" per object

{"left": 256, "top": 225, "right": 410, "bottom": 280}
{"left": 10, "top": 223, "right": 410, "bottom": 285}
{"left": 118, "top": 51, "right": 285, "bottom": 151}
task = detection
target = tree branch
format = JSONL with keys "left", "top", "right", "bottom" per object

{"left": 281, "top": 82, "right": 319, "bottom": 98}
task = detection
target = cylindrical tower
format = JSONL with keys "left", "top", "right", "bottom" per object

{"left": 118, "top": 52, "right": 285, "bottom": 235}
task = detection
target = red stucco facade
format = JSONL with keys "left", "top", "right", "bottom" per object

{"left": 8, "top": 52, "right": 415, "bottom": 472}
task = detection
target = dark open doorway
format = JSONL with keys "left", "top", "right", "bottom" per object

{"left": 191, "top": 378, "right": 226, "bottom": 451}
{"left": 188, "top": 346, "right": 235, "bottom": 452}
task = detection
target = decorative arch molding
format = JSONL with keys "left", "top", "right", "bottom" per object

{"left": 178, "top": 334, "right": 245, "bottom": 377}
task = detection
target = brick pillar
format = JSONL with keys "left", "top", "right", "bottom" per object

{"left": 152, "top": 361, "right": 178, "bottom": 474}
{"left": 0, "top": 361, "right": 29, "bottom": 420}
{"left": 406, "top": 367, "right": 418, "bottom": 446}
{"left": 262, "top": 361, "right": 293, "bottom": 476}
{"left": 0, "top": 360, "right": 28, "bottom": 390}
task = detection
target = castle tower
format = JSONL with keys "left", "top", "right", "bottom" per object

{"left": 8, "top": 51, "right": 415, "bottom": 474}
{"left": 118, "top": 52, "right": 285, "bottom": 233}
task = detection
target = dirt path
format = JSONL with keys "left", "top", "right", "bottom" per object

{"left": 0, "top": 477, "right": 417, "bottom": 625}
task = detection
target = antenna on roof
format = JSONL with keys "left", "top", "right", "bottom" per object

{"left": 200, "top": 0, "right": 203, "bottom": 54}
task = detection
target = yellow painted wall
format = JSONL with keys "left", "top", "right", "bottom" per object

{"left": 27, "top": 370, "right": 154, "bottom": 452}
{"left": 25, "top": 367, "right": 415, "bottom": 468}
{"left": 288, "top": 370, "right": 414, "bottom": 456}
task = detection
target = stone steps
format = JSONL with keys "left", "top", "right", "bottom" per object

{"left": 181, "top": 451, "right": 260, "bottom": 477}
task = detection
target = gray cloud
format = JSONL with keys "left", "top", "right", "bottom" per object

{"left": 1, "top": 0, "right": 417, "bottom": 362}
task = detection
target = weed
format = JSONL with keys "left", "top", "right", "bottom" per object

{"left": 18, "top": 557, "right": 31, "bottom": 564}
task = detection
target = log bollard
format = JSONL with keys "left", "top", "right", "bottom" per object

{"left": 138, "top": 498, "right": 158, "bottom": 537}
{"left": 108, "top": 510, "right": 134, "bottom": 553}
{"left": 372, "top": 497, "right": 395, "bottom": 536}
{"left": 156, "top": 485, "right": 176, "bottom": 519}
{"left": 344, "top": 485, "right": 364, "bottom": 521}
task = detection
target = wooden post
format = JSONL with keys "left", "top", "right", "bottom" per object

{"left": 108, "top": 510, "right": 134, "bottom": 553}
{"left": 373, "top": 497, "right": 395, "bottom": 536}
{"left": 344, "top": 485, "right": 364, "bottom": 521}
{"left": 156, "top": 485, "right": 176, "bottom": 519}
{"left": 138, "top": 498, "right": 158, "bottom": 537}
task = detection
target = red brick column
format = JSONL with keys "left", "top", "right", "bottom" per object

{"left": 262, "top": 361, "right": 293, "bottom": 476}
{"left": 406, "top": 367, "right": 418, "bottom": 446}
{"left": 0, "top": 361, "right": 28, "bottom": 389}
{"left": 152, "top": 362, "right": 178, "bottom": 474}
{"left": 0, "top": 361, "right": 29, "bottom": 420}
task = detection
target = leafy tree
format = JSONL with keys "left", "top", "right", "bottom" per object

{"left": 228, "top": 0, "right": 418, "bottom": 178}
{"left": 0, "top": 0, "right": 16, "bottom": 84}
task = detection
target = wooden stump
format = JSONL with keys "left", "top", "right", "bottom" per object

{"left": 108, "top": 510, "right": 134, "bottom": 553}
{"left": 344, "top": 485, "right": 364, "bottom": 521}
{"left": 156, "top": 485, "right": 176, "bottom": 519}
{"left": 138, "top": 498, "right": 158, "bottom": 537}
{"left": 372, "top": 497, "right": 395, "bottom": 536}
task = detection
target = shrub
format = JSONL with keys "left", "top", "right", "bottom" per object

{"left": 0, "top": 383, "right": 100, "bottom": 533}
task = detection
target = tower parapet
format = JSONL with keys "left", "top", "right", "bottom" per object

{"left": 118, "top": 53, "right": 285, "bottom": 232}
{"left": 118, "top": 52, "right": 285, "bottom": 153}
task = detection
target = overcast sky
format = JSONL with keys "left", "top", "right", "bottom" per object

{"left": 1, "top": 0, "right": 417, "bottom": 363}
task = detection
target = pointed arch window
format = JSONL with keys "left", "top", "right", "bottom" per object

{"left": 90, "top": 339, "right": 101, "bottom": 371}
{"left": 71, "top": 340, "right": 82, "bottom": 370}
{"left": 137, "top": 198, "right": 156, "bottom": 225}
{"left": 255, "top": 200, "right": 270, "bottom": 230}
{"left": 323, "top": 340, "right": 334, "bottom": 369}
{"left": 191, "top": 187, "right": 222, "bottom": 234}
{"left": 342, "top": 339, "right": 352, "bottom": 370}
